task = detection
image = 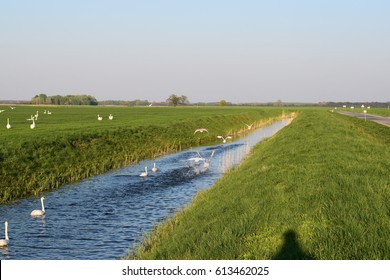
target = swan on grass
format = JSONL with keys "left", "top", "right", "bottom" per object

{"left": 0, "top": 221, "right": 9, "bottom": 247}
{"left": 6, "top": 118, "right": 11, "bottom": 129}
{"left": 140, "top": 166, "right": 148, "bottom": 177}
{"left": 108, "top": 114, "right": 114, "bottom": 120}
{"left": 30, "top": 197, "right": 45, "bottom": 216}
{"left": 30, "top": 119, "right": 36, "bottom": 129}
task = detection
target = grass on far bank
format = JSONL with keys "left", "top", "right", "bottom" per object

{"left": 0, "top": 105, "right": 288, "bottom": 203}
{"left": 132, "top": 108, "right": 390, "bottom": 260}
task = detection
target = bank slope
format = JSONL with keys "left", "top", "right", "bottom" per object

{"left": 133, "top": 108, "right": 390, "bottom": 260}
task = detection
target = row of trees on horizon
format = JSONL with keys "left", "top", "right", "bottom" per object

{"left": 0, "top": 93, "right": 388, "bottom": 107}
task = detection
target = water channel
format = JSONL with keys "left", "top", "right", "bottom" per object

{"left": 0, "top": 119, "right": 291, "bottom": 259}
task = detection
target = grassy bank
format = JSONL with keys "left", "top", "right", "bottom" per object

{"left": 0, "top": 106, "right": 287, "bottom": 203}
{"left": 132, "top": 108, "right": 390, "bottom": 259}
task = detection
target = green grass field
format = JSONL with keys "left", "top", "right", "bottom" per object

{"left": 0, "top": 105, "right": 286, "bottom": 202}
{"left": 132, "top": 108, "right": 390, "bottom": 260}
{"left": 339, "top": 107, "right": 390, "bottom": 117}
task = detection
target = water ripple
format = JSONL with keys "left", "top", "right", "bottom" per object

{"left": 0, "top": 119, "right": 290, "bottom": 259}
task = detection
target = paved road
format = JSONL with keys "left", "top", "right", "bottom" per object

{"left": 335, "top": 110, "right": 390, "bottom": 127}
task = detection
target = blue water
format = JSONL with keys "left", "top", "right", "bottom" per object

{"left": 0, "top": 119, "right": 291, "bottom": 259}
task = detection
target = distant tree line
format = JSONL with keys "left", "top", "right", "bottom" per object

{"left": 98, "top": 99, "right": 154, "bottom": 106}
{"left": 31, "top": 94, "right": 98, "bottom": 105}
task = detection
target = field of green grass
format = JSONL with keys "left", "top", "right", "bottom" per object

{"left": 339, "top": 107, "right": 390, "bottom": 117}
{"left": 132, "top": 108, "right": 390, "bottom": 260}
{"left": 0, "top": 105, "right": 287, "bottom": 203}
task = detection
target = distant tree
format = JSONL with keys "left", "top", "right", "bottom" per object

{"left": 167, "top": 94, "right": 180, "bottom": 106}
{"left": 167, "top": 94, "right": 189, "bottom": 106}
{"left": 219, "top": 100, "right": 227, "bottom": 106}
{"left": 276, "top": 99, "right": 283, "bottom": 107}
{"left": 179, "top": 95, "right": 190, "bottom": 105}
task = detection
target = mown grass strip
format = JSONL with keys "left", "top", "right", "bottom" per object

{"left": 132, "top": 108, "right": 390, "bottom": 260}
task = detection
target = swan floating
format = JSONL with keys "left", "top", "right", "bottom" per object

{"left": 140, "top": 166, "right": 148, "bottom": 177}
{"left": 30, "top": 197, "right": 45, "bottom": 216}
{"left": 152, "top": 162, "right": 157, "bottom": 172}
{"left": 0, "top": 221, "right": 8, "bottom": 247}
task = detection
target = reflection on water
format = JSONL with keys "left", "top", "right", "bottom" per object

{"left": 0, "top": 119, "right": 291, "bottom": 259}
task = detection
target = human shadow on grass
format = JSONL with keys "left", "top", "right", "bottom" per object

{"left": 272, "top": 230, "right": 315, "bottom": 260}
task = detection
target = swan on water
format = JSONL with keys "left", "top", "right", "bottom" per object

{"left": 152, "top": 162, "right": 157, "bottom": 172}
{"left": 0, "top": 221, "right": 8, "bottom": 247}
{"left": 217, "top": 135, "right": 232, "bottom": 143}
{"left": 188, "top": 151, "right": 205, "bottom": 163}
{"left": 140, "top": 166, "right": 148, "bottom": 177}
{"left": 203, "top": 150, "right": 215, "bottom": 169}
{"left": 30, "top": 197, "right": 45, "bottom": 216}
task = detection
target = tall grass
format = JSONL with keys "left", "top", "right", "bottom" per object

{"left": 0, "top": 105, "right": 287, "bottom": 203}
{"left": 132, "top": 108, "right": 390, "bottom": 259}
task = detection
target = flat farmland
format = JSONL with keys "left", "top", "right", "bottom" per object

{"left": 0, "top": 105, "right": 286, "bottom": 202}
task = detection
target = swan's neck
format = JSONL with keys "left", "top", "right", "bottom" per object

{"left": 41, "top": 198, "right": 45, "bottom": 212}
{"left": 7, "top": 119, "right": 9, "bottom": 125}
{"left": 5, "top": 222, "right": 8, "bottom": 241}
{"left": 145, "top": 167, "right": 148, "bottom": 174}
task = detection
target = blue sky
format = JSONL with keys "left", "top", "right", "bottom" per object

{"left": 1, "top": 0, "right": 389, "bottom": 103}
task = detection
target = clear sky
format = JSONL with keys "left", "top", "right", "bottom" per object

{"left": 1, "top": 0, "right": 389, "bottom": 103}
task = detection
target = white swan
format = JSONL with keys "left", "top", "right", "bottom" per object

{"left": 152, "top": 162, "right": 157, "bottom": 172}
{"left": 108, "top": 114, "right": 113, "bottom": 120}
{"left": 6, "top": 118, "right": 11, "bottom": 129}
{"left": 97, "top": 114, "right": 103, "bottom": 121}
{"left": 188, "top": 151, "right": 205, "bottom": 163}
{"left": 203, "top": 150, "right": 215, "bottom": 169}
{"left": 30, "top": 119, "right": 36, "bottom": 129}
{"left": 0, "top": 221, "right": 8, "bottom": 247}
{"left": 140, "top": 166, "right": 148, "bottom": 177}
{"left": 243, "top": 122, "right": 254, "bottom": 130}
{"left": 194, "top": 128, "right": 208, "bottom": 134}
{"left": 217, "top": 135, "right": 232, "bottom": 143}
{"left": 30, "top": 197, "right": 45, "bottom": 216}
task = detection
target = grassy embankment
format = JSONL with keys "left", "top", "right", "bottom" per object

{"left": 132, "top": 108, "right": 390, "bottom": 260}
{"left": 0, "top": 105, "right": 288, "bottom": 203}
